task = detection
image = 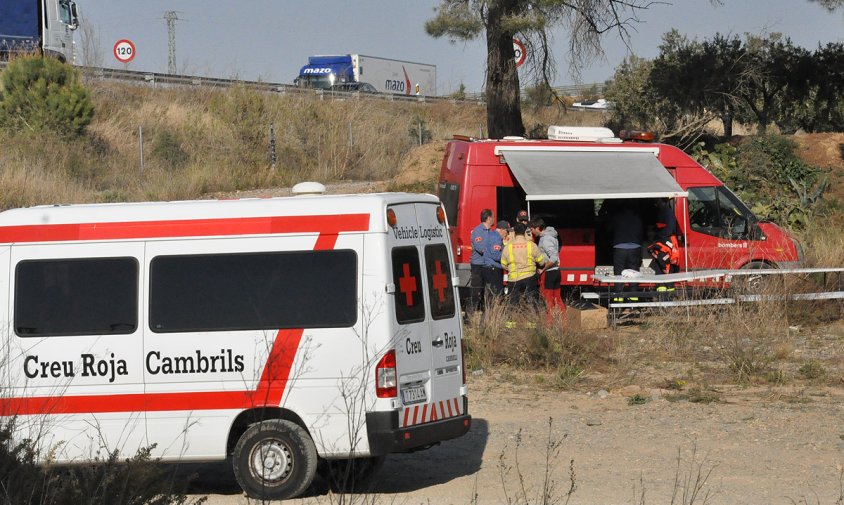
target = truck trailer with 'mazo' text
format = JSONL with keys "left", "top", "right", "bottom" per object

{"left": 295, "top": 53, "right": 437, "bottom": 96}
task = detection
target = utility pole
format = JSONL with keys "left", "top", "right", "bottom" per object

{"left": 164, "top": 11, "right": 179, "bottom": 74}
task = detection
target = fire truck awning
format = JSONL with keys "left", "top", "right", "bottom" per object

{"left": 500, "top": 150, "right": 688, "bottom": 201}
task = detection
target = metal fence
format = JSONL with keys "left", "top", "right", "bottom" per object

{"left": 0, "top": 61, "right": 605, "bottom": 105}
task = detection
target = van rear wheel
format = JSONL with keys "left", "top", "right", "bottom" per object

{"left": 232, "top": 419, "right": 317, "bottom": 500}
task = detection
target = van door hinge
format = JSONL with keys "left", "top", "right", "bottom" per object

{"left": 385, "top": 283, "right": 396, "bottom": 294}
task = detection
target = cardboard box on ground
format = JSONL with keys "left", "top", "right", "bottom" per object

{"left": 565, "top": 306, "right": 608, "bottom": 330}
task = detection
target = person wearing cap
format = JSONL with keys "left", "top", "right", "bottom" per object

{"left": 514, "top": 209, "right": 532, "bottom": 240}
{"left": 501, "top": 221, "right": 551, "bottom": 307}
{"left": 470, "top": 209, "right": 496, "bottom": 311}
{"left": 482, "top": 220, "right": 511, "bottom": 298}
{"left": 529, "top": 217, "right": 565, "bottom": 317}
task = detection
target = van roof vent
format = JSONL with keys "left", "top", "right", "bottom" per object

{"left": 291, "top": 181, "right": 327, "bottom": 196}
{"left": 547, "top": 126, "right": 620, "bottom": 143}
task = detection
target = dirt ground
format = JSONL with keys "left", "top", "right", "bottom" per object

{"left": 188, "top": 372, "right": 844, "bottom": 505}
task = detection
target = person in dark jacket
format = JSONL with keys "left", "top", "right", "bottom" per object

{"left": 648, "top": 198, "right": 680, "bottom": 291}
{"left": 649, "top": 198, "right": 680, "bottom": 275}
{"left": 610, "top": 200, "right": 643, "bottom": 295}
{"left": 611, "top": 200, "right": 644, "bottom": 275}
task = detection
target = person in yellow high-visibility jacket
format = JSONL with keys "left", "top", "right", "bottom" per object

{"left": 502, "top": 221, "right": 551, "bottom": 307}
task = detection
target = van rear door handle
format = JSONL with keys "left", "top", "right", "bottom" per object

{"left": 431, "top": 336, "right": 444, "bottom": 347}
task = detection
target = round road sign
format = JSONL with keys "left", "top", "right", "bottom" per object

{"left": 113, "top": 39, "right": 136, "bottom": 64}
{"left": 513, "top": 38, "right": 526, "bottom": 68}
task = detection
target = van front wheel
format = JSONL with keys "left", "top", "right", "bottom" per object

{"left": 233, "top": 419, "right": 318, "bottom": 500}
{"left": 739, "top": 261, "right": 775, "bottom": 293}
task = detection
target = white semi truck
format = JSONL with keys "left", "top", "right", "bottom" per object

{"left": 0, "top": 0, "right": 79, "bottom": 63}
{"left": 296, "top": 54, "right": 437, "bottom": 96}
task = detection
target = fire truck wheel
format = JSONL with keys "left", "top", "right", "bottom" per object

{"left": 232, "top": 419, "right": 318, "bottom": 500}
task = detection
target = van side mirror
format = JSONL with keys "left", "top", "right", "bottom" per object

{"left": 751, "top": 223, "right": 766, "bottom": 241}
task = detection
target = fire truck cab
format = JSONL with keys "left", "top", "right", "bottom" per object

{"left": 438, "top": 126, "right": 802, "bottom": 293}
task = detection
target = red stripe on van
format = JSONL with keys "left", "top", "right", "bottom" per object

{"left": 0, "top": 214, "right": 370, "bottom": 243}
{"left": 253, "top": 328, "right": 306, "bottom": 405}
{"left": 453, "top": 398, "right": 460, "bottom": 415}
{"left": 0, "top": 213, "right": 371, "bottom": 417}
{"left": 402, "top": 407, "right": 411, "bottom": 428}
{"left": 0, "top": 328, "right": 304, "bottom": 416}
{"left": 446, "top": 399, "right": 454, "bottom": 417}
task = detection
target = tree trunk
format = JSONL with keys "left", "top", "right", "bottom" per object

{"left": 722, "top": 112, "right": 733, "bottom": 138}
{"left": 484, "top": 0, "right": 524, "bottom": 139}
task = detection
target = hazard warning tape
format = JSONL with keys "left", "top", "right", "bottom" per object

{"left": 401, "top": 397, "right": 463, "bottom": 428}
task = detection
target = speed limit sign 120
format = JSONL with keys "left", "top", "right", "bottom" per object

{"left": 113, "top": 39, "right": 136, "bottom": 64}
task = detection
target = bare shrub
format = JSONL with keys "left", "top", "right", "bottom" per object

{"left": 0, "top": 419, "right": 204, "bottom": 505}
{"left": 463, "top": 299, "right": 612, "bottom": 387}
{"left": 497, "top": 418, "right": 575, "bottom": 505}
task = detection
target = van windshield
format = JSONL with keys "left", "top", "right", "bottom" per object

{"left": 297, "top": 74, "right": 333, "bottom": 89}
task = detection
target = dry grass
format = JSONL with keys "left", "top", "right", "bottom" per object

{"left": 464, "top": 299, "right": 615, "bottom": 388}
{"left": 466, "top": 273, "right": 844, "bottom": 391}
{"left": 0, "top": 79, "right": 602, "bottom": 208}
{"left": 798, "top": 219, "right": 844, "bottom": 268}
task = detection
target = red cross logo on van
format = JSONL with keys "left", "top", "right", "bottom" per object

{"left": 399, "top": 263, "right": 417, "bottom": 305}
{"left": 432, "top": 260, "right": 448, "bottom": 303}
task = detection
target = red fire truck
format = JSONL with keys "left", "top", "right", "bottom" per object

{"left": 437, "top": 126, "right": 802, "bottom": 294}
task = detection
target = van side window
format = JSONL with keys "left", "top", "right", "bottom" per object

{"left": 688, "top": 187, "right": 719, "bottom": 235}
{"left": 149, "top": 250, "right": 357, "bottom": 333}
{"left": 391, "top": 247, "right": 425, "bottom": 324}
{"left": 15, "top": 257, "right": 138, "bottom": 337}
{"left": 58, "top": 0, "right": 73, "bottom": 24}
{"left": 716, "top": 188, "right": 749, "bottom": 237}
{"left": 424, "top": 244, "right": 456, "bottom": 320}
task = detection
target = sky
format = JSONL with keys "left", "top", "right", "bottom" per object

{"left": 75, "top": 0, "right": 843, "bottom": 95}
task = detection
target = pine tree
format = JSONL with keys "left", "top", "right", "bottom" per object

{"left": 0, "top": 56, "right": 94, "bottom": 136}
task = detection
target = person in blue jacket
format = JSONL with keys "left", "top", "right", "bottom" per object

{"left": 470, "top": 209, "right": 495, "bottom": 311}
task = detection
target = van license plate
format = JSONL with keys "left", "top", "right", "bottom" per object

{"left": 401, "top": 386, "right": 427, "bottom": 405}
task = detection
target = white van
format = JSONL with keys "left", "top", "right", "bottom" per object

{"left": 0, "top": 192, "right": 470, "bottom": 500}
